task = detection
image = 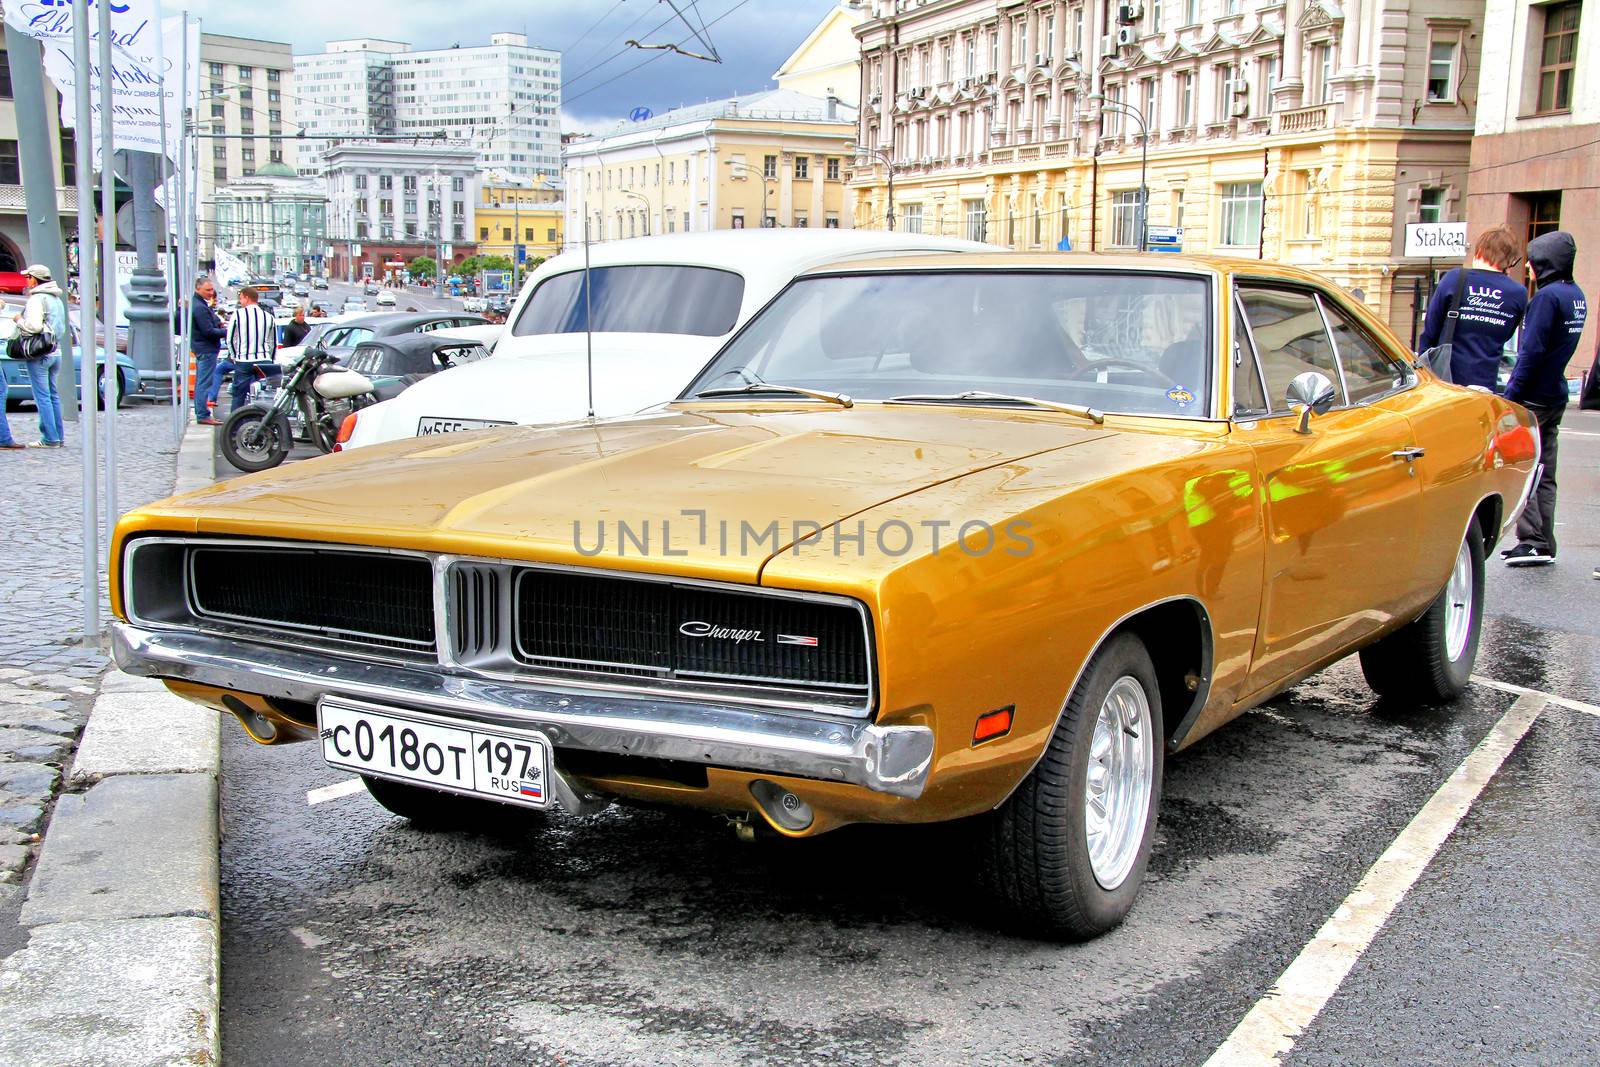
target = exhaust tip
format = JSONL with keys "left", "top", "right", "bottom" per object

{"left": 749, "top": 779, "right": 813, "bottom": 832}
{"left": 222, "top": 694, "right": 279, "bottom": 744}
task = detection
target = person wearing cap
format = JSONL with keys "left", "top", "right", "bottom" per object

{"left": 11, "top": 263, "right": 69, "bottom": 448}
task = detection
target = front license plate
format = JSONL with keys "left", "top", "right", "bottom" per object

{"left": 416, "top": 416, "right": 512, "bottom": 436}
{"left": 318, "top": 699, "right": 550, "bottom": 809}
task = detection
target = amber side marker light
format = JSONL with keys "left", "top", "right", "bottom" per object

{"left": 973, "top": 705, "right": 1014, "bottom": 745}
{"left": 333, "top": 411, "right": 359, "bottom": 452}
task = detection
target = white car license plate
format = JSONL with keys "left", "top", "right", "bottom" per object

{"left": 318, "top": 699, "right": 550, "bottom": 809}
{"left": 416, "top": 416, "right": 513, "bottom": 436}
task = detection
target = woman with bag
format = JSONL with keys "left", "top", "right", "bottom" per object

{"left": 1417, "top": 226, "right": 1527, "bottom": 389}
{"left": 10, "top": 263, "right": 68, "bottom": 448}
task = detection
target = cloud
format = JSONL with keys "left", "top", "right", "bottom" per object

{"left": 185, "top": 0, "right": 841, "bottom": 125}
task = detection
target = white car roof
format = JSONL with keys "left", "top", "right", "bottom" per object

{"left": 507, "top": 229, "right": 999, "bottom": 334}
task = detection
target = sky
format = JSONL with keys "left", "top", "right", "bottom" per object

{"left": 179, "top": 0, "right": 841, "bottom": 131}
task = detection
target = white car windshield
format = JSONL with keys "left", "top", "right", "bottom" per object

{"left": 511, "top": 265, "right": 744, "bottom": 338}
{"left": 684, "top": 270, "right": 1214, "bottom": 418}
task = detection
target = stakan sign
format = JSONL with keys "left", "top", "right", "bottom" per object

{"left": 1404, "top": 222, "right": 1468, "bottom": 258}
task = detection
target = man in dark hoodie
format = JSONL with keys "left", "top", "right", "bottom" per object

{"left": 188, "top": 277, "right": 228, "bottom": 425}
{"left": 1503, "top": 230, "right": 1587, "bottom": 567}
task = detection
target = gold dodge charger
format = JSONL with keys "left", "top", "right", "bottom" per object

{"left": 112, "top": 254, "right": 1538, "bottom": 939}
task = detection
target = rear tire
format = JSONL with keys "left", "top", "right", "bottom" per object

{"left": 1359, "top": 519, "right": 1485, "bottom": 703}
{"left": 979, "top": 633, "right": 1164, "bottom": 940}
{"left": 362, "top": 775, "right": 539, "bottom": 832}
{"left": 220, "top": 404, "right": 291, "bottom": 472}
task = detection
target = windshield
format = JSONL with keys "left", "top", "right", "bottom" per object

{"left": 683, "top": 270, "right": 1214, "bottom": 417}
{"left": 511, "top": 265, "right": 744, "bottom": 338}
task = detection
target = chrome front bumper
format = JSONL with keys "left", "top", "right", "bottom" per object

{"left": 111, "top": 623, "right": 935, "bottom": 799}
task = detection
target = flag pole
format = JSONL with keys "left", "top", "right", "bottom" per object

{"left": 96, "top": 0, "right": 119, "bottom": 526}
{"left": 71, "top": 0, "right": 98, "bottom": 638}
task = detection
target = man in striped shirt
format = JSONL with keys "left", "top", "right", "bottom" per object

{"left": 223, "top": 286, "right": 281, "bottom": 412}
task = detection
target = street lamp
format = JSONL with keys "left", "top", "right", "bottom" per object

{"left": 722, "top": 160, "right": 773, "bottom": 227}
{"left": 1088, "top": 94, "right": 1148, "bottom": 252}
{"left": 847, "top": 143, "right": 894, "bottom": 231}
{"left": 620, "top": 189, "right": 651, "bottom": 236}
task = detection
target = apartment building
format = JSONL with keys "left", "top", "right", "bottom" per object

{"left": 198, "top": 34, "right": 300, "bottom": 261}
{"left": 851, "top": 0, "right": 1486, "bottom": 337}
{"left": 563, "top": 89, "right": 857, "bottom": 245}
{"left": 476, "top": 179, "right": 564, "bottom": 266}
{"left": 1467, "top": 0, "right": 1594, "bottom": 360}
{"left": 296, "top": 34, "right": 561, "bottom": 182}
{"left": 323, "top": 141, "right": 480, "bottom": 280}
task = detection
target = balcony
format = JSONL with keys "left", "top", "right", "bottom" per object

{"left": 1277, "top": 103, "right": 1329, "bottom": 134}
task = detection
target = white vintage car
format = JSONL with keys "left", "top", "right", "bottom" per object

{"left": 338, "top": 229, "right": 996, "bottom": 448}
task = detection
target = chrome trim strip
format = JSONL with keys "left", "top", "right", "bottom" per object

{"left": 112, "top": 623, "right": 932, "bottom": 799}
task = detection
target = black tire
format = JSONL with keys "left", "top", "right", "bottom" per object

{"left": 362, "top": 774, "right": 539, "bottom": 832}
{"left": 979, "top": 633, "right": 1165, "bottom": 940}
{"left": 219, "top": 404, "right": 292, "bottom": 473}
{"left": 1359, "top": 518, "right": 1485, "bottom": 703}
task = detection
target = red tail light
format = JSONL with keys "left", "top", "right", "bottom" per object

{"left": 334, "top": 411, "right": 358, "bottom": 451}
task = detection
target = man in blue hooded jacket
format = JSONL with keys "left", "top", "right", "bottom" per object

{"left": 1503, "top": 230, "right": 1587, "bottom": 567}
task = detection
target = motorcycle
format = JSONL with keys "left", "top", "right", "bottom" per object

{"left": 219, "top": 347, "right": 375, "bottom": 473}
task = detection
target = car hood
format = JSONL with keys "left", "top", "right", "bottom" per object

{"left": 128, "top": 405, "right": 1123, "bottom": 584}
{"left": 345, "top": 333, "right": 722, "bottom": 444}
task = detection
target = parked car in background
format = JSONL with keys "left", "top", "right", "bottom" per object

{"left": 363, "top": 281, "right": 379, "bottom": 296}
{"left": 375, "top": 290, "right": 397, "bottom": 308}
{"left": 0, "top": 271, "right": 29, "bottom": 295}
{"left": 340, "top": 298, "right": 368, "bottom": 316}
{"left": 277, "top": 311, "right": 489, "bottom": 367}
{"left": 312, "top": 278, "right": 330, "bottom": 290}
{"left": 1, "top": 319, "right": 143, "bottom": 408}
{"left": 340, "top": 230, "right": 996, "bottom": 447}
{"left": 463, "top": 296, "right": 487, "bottom": 312}
{"left": 339, "top": 334, "right": 491, "bottom": 405}
{"left": 292, "top": 284, "right": 311, "bottom": 298}
{"left": 111, "top": 253, "right": 1537, "bottom": 940}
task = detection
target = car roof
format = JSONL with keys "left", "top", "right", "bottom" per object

{"left": 332, "top": 311, "right": 486, "bottom": 333}
{"left": 794, "top": 250, "right": 1350, "bottom": 286}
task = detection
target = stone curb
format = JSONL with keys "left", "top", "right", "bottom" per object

{"left": 174, "top": 421, "right": 214, "bottom": 494}
{"left": 0, "top": 676, "right": 222, "bottom": 1065}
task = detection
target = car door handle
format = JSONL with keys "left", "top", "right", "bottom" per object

{"left": 1390, "top": 447, "right": 1426, "bottom": 461}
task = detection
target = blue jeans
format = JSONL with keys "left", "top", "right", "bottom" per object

{"left": 22, "top": 354, "right": 64, "bottom": 445}
{"left": 228, "top": 361, "right": 281, "bottom": 411}
{"left": 194, "top": 351, "right": 221, "bottom": 419}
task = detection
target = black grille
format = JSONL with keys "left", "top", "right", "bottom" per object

{"left": 188, "top": 545, "right": 434, "bottom": 656}
{"left": 513, "top": 569, "right": 869, "bottom": 693}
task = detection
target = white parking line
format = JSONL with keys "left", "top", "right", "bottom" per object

{"left": 306, "top": 778, "right": 367, "bottom": 806}
{"left": 1471, "top": 673, "right": 1600, "bottom": 718}
{"left": 1204, "top": 692, "right": 1548, "bottom": 1067}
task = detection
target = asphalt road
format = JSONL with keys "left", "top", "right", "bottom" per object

{"left": 215, "top": 412, "right": 1600, "bottom": 1066}
{"left": 300, "top": 278, "right": 474, "bottom": 316}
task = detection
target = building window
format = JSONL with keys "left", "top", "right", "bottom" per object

{"left": 943, "top": 43, "right": 954, "bottom": 82}
{"left": 762, "top": 154, "right": 777, "bottom": 179}
{"left": 453, "top": 223, "right": 464, "bottom": 241}
{"left": 1523, "top": 191, "right": 1562, "bottom": 244}
{"left": 267, "top": 68, "right": 281, "bottom": 83}
{"left": 404, "top": 198, "right": 418, "bottom": 215}
{"left": 0, "top": 139, "right": 18, "bottom": 184}
{"left": 1314, "top": 44, "right": 1334, "bottom": 104}
{"left": 211, "top": 103, "right": 225, "bottom": 119}
{"left": 794, "top": 156, "right": 808, "bottom": 179}
{"left": 379, "top": 175, "right": 393, "bottom": 191}
{"left": 826, "top": 157, "right": 840, "bottom": 180}
{"left": 1261, "top": 55, "right": 1279, "bottom": 113}
{"left": 1171, "top": 189, "right": 1185, "bottom": 231}
{"left": 208, "top": 62, "right": 224, "bottom": 76}
{"left": 1177, "top": 70, "right": 1194, "bottom": 127}
{"left": 1140, "top": 77, "right": 1156, "bottom": 129}
{"left": 379, "top": 198, "right": 393, "bottom": 215}
{"left": 1214, "top": 63, "right": 1238, "bottom": 121}
{"left": 1426, "top": 35, "right": 1458, "bottom": 102}
{"left": 237, "top": 65, "right": 253, "bottom": 79}
{"left": 731, "top": 211, "right": 745, "bottom": 229}
{"left": 1110, "top": 190, "right": 1141, "bottom": 248}
{"left": 452, "top": 176, "right": 465, "bottom": 192}
{"left": 990, "top": 27, "right": 1000, "bottom": 73}
{"left": 1536, "top": 3, "right": 1580, "bottom": 114}
{"left": 1183, "top": 0, "right": 1198, "bottom": 23}
{"left": 547, "top": 228, "right": 557, "bottom": 242}
{"left": 794, "top": 213, "right": 808, "bottom": 228}
{"left": 402, "top": 175, "right": 418, "bottom": 192}
{"left": 1219, "top": 182, "right": 1263, "bottom": 247}
{"left": 683, "top": 211, "right": 691, "bottom": 232}
{"left": 479, "top": 227, "right": 489, "bottom": 241}
{"left": 1148, "top": 2, "right": 1162, "bottom": 34}
{"left": 1418, "top": 187, "right": 1446, "bottom": 224}
{"left": 825, "top": 215, "right": 840, "bottom": 228}
{"left": 901, "top": 203, "right": 924, "bottom": 233}
{"left": 214, "top": 166, "right": 227, "bottom": 182}
{"left": 59, "top": 130, "right": 75, "bottom": 185}
{"left": 963, "top": 198, "right": 987, "bottom": 242}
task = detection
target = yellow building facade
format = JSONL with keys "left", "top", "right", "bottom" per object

{"left": 475, "top": 179, "right": 564, "bottom": 265}
{"left": 849, "top": 0, "right": 1486, "bottom": 341}
{"left": 563, "top": 89, "right": 857, "bottom": 246}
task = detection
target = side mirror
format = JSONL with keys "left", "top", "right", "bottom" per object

{"left": 1286, "top": 371, "right": 1337, "bottom": 434}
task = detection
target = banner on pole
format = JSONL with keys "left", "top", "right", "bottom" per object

{"left": 4, "top": 0, "right": 174, "bottom": 156}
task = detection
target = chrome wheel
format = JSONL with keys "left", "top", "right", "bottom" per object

{"left": 1085, "top": 675, "right": 1154, "bottom": 891}
{"left": 1443, "top": 537, "right": 1474, "bottom": 661}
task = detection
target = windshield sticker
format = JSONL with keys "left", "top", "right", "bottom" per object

{"left": 1166, "top": 387, "right": 1195, "bottom": 407}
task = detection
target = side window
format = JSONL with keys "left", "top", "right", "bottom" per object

{"left": 1231, "top": 297, "right": 1269, "bottom": 416}
{"left": 1323, "top": 300, "right": 1408, "bottom": 403}
{"left": 1237, "top": 285, "right": 1345, "bottom": 411}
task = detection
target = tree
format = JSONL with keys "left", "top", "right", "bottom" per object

{"left": 450, "top": 254, "right": 515, "bottom": 277}
{"left": 408, "top": 255, "right": 437, "bottom": 280}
